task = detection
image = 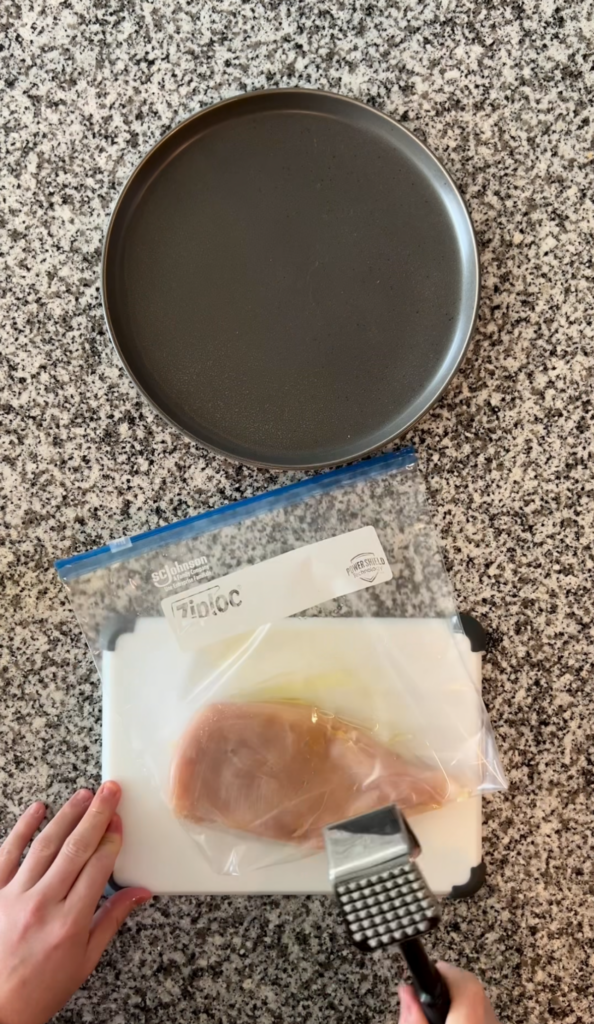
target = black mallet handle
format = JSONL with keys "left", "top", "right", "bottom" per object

{"left": 400, "top": 938, "right": 451, "bottom": 1024}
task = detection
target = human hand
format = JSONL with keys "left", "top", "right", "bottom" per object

{"left": 0, "top": 783, "right": 151, "bottom": 1024}
{"left": 399, "top": 962, "right": 499, "bottom": 1023}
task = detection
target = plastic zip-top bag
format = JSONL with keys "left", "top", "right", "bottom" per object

{"left": 56, "top": 448, "right": 507, "bottom": 875}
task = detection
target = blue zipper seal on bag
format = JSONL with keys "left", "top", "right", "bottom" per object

{"left": 55, "top": 447, "right": 417, "bottom": 581}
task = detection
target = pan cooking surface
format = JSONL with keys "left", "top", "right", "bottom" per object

{"left": 103, "top": 90, "right": 478, "bottom": 468}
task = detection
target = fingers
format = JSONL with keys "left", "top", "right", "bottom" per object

{"left": 86, "top": 887, "right": 152, "bottom": 974}
{"left": 40, "top": 782, "right": 122, "bottom": 900}
{"left": 66, "top": 813, "right": 124, "bottom": 918}
{"left": 16, "top": 789, "right": 94, "bottom": 891}
{"left": 398, "top": 984, "right": 428, "bottom": 1024}
{"left": 436, "top": 962, "right": 497, "bottom": 1023}
{"left": 0, "top": 801, "right": 46, "bottom": 887}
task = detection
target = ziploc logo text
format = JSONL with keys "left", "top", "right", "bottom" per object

{"left": 169, "top": 584, "right": 242, "bottom": 634}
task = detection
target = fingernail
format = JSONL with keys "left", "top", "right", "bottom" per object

{"left": 131, "top": 893, "right": 152, "bottom": 909}
{"left": 32, "top": 801, "right": 46, "bottom": 818}
{"left": 75, "top": 789, "right": 94, "bottom": 805}
{"left": 99, "top": 781, "right": 120, "bottom": 801}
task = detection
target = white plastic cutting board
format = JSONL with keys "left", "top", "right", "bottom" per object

{"left": 102, "top": 617, "right": 482, "bottom": 895}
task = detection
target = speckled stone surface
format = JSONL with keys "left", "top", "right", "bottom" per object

{"left": 1, "top": 2, "right": 593, "bottom": 1022}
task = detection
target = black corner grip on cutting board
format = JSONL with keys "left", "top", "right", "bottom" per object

{"left": 458, "top": 614, "right": 486, "bottom": 654}
{"left": 100, "top": 613, "right": 137, "bottom": 651}
{"left": 447, "top": 862, "right": 487, "bottom": 900}
{"left": 104, "top": 876, "right": 124, "bottom": 896}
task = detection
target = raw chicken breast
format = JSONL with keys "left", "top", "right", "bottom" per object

{"left": 170, "top": 702, "right": 458, "bottom": 847}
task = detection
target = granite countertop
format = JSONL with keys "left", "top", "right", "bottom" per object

{"left": 2, "top": 1, "right": 593, "bottom": 1022}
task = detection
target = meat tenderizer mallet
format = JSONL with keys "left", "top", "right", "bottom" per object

{"left": 323, "top": 804, "right": 451, "bottom": 1024}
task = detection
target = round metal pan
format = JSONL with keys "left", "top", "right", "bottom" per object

{"left": 102, "top": 89, "right": 479, "bottom": 469}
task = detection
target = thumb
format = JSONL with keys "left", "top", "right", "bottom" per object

{"left": 398, "top": 984, "right": 429, "bottom": 1024}
{"left": 86, "top": 887, "right": 152, "bottom": 971}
